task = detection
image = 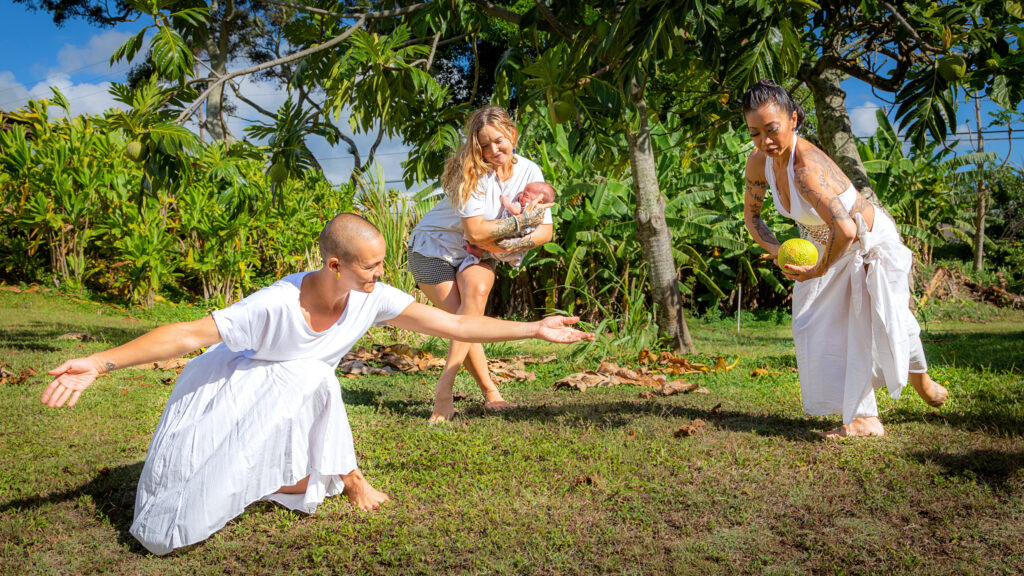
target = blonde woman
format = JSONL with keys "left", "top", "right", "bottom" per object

{"left": 408, "top": 106, "right": 554, "bottom": 423}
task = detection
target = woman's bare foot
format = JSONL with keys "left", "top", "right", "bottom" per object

{"left": 484, "top": 399, "right": 514, "bottom": 412}
{"left": 340, "top": 469, "right": 389, "bottom": 511}
{"left": 429, "top": 378, "right": 456, "bottom": 423}
{"left": 910, "top": 373, "right": 948, "bottom": 408}
{"left": 276, "top": 476, "right": 309, "bottom": 494}
{"left": 820, "top": 416, "right": 885, "bottom": 439}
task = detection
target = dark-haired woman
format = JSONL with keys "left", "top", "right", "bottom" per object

{"left": 740, "top": 79, "right": 947, "bottom": 438}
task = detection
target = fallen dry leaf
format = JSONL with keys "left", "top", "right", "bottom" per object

{"left": 661, "top": 379, "right": 699, "bottom": 396}
{"left": 750, "top": 367, "right": 781, "bottom": 378}
{"left": 711, "top": 357, "right": 740, "bottom": 372}
{"left": 0, "top": 366, "right": 37, "bottom": 386}
{"left": 710, "top": 403, "right": 722, "bottom": 416}
{"left": 694, "top": 387, "right": 711, "bottom": 394}
{"left": 638, "top": 390, "right": 657, "bottom": 399}
{"left": 57, "top": 332, "right": 96, "bottom": 342}
{"left": 674, "top": 419, "right": 707, "bottom": 438}
{"left": 148, "top": 358, "right": 190, "bottom": 371}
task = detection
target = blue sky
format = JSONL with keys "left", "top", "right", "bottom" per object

{"left": 1, "top": 4, "right": 1021, "bottom": 183}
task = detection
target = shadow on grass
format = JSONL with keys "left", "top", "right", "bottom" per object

{"left": 907, "top": 448, "right": 1024, "bottom": 490}
{"left": 922, "top": 329, "right": 1024, "bottom": 373}
{"left": 0, "top": 322, "right": 152, "bottom": 353}
{"left": 342, "top": 388, "right": 826, "bottom": 441}
{"left": 0, "top": 461, "right": 147, "bottom": 553}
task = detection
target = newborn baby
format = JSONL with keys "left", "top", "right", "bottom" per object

{"left": 461, "top": 181, "right": 555, "bottom": 270}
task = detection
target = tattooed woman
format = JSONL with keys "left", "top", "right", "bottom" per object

{"left": 407, "top": 105, "right": 554, "bottom": 423}
{"left": 741, "top": 79, "right": 947, "bottom": 438}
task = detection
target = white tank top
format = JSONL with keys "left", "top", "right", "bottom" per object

{"left": 765, "top": 135, "right": 857, "bottom": 229}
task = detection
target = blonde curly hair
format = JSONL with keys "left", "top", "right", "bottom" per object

{"left": 441, "top": 105, "right": 518, "bottom": 209}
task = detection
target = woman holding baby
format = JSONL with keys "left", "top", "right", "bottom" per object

{"left": 408, "top": 105, "right": 555, "bottom": 423}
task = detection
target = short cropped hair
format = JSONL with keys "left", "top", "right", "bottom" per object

{"left": 318, "top": 213, "right": 382, "bottom": 263}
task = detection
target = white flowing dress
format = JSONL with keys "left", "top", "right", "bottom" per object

{"left": 128, "top": 273, "right": 414, "bottom": 555}
{"left": 765, "top": 139, "right": 927, "bottom": 425}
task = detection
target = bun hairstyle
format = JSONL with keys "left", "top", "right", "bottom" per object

{"left": 741, "top": 79, "right": 805, "bottom": 131}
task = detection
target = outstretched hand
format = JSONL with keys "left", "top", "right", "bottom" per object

{"left": 42, "top": 358, "right": 102, "bottom": 408}
{"left": 535, "top": 316, "right": 595, "bottom": 344}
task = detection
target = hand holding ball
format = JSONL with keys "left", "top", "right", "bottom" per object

{"left": 777, "top": 238, "right": 819, "bottom": 268}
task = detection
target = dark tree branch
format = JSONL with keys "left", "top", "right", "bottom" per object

{"left": 177, "top": 14, "right": 368, "bottom": 124}
{"left": 879, "top": 0, "right": 942, "bottom": 54}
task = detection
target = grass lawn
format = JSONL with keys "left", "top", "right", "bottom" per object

{"left": 1, "top": 288, "right": 1022, "bottom": 575}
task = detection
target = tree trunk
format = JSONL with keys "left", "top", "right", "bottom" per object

{"left": 799, "top": 59, "right": 878, "bottom": 203}
{"left": 626, "top": 89, "right": 695, "bottom": 353}
{"left": 202, "top": 17, "right": 231, "bottom": 141}
{"left": 973, "top": 97, "right": 986, "bottom": 271}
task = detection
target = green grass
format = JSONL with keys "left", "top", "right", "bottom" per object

{"left": 1, "top": 288, "right": 1023, "bottom": 575}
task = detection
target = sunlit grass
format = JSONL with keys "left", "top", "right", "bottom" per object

{"left": 1, "top": 288, "right": 1022, "bottom": 575}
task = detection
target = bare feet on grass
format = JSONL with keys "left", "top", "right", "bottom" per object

{"left": 910, "top": 373, "right": 948, "bottom": 408}
{"left": 820, "top": 416, "right": 885, "bottom": 439}
{"left": 483, "top": 388, "right": 513, "bottom": 413}
{"left": 429, "top": 387, "right": 456, "bottom": 424}
{"left": 341, "top": 469, "right": 389, "bottom": 511}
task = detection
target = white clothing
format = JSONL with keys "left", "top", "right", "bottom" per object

{"left": 764, "top": 143, "right": 928, "bottom": 425}
{"left": 765, "top": 135, "right": 858, "bottom": 228}
{"left": 458, "top": 197, "right": 537, "bottom": 271}
{"left": 129, "top": 273, "right": 414, "bottom": 555}
{"left": 408, "top": 155, "right": 550, "bottom": 266}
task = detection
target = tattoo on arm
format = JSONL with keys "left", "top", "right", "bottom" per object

{"left": 744, "top": 177, "right": 780, "bottom": 249}
{"left": 495, "top": 235, "right": 537, "bottom": 252}
{"left": 104, "top": 361, "right": 115, "bottom": 372}
{"left": 489, "top": 216, "right": 520, "bottom": 239}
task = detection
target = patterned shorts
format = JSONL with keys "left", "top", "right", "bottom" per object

{"left": 407, "top": 251, "right": 458, "bottom": 285}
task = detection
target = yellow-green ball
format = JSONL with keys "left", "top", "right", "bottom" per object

{"left": 938, "top": 55, "right": 966, "bottom": 82}
{"left": 125, "top": 140, "right": 144, "bottom": 163}
{"left": 778, "top": 238, "right": 819, "bottom": 268}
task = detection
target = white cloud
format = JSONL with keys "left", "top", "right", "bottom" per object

{"left": 3, "top": 30, "right": 418, "bottom": 189}
{"left": 849, "top": 101, "right": 882, "bottom": 138}
{"left": 55, "top": 29, "right": 139, "bottom": 80}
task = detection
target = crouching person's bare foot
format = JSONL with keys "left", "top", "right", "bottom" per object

{"left": 340, "top": 469, "right": 389, "bottom": 511}
{"left": 910, "top": 373, "right": 948, "bottom": 408}
{"left": 820, "top": 416, "right": 885, "bottom": 439}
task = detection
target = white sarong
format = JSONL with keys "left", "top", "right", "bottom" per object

{"left": 129, "top": 347, "right": 353, "bottom": 555}
{"left": 792, "top": 212, "right": 927, "bottom": 425}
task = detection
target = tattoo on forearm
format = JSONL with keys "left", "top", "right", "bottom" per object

{"left": 752, "top": 219, "right": 781, "bottom": 248}
{"left": 495, "top": 235, "right": 537, "bottom": 252}
{"left": 490, "top": 216, "right": 520, "bottom": 238}
{"left": 104, "top": 361, "right": 115, "bottom": 372}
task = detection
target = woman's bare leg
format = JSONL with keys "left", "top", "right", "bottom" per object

{"left": 452, "top": 263, "right": 509, "bottom": 411}
{"left": 418, "top": 276, "right": 500, "bottom": 422}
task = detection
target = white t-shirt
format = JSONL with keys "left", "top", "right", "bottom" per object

{"left": 211, "top": 272, "right": 415, "bottom": 366}
{"left": 408, "top": 155, "right": 551, "bottom": 263}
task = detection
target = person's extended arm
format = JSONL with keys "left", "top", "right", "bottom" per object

{"left": 743, "top": 154, "right": 782, "bottom": 257}
{"left": 41, "top": 316, "right": 223, "bottom": 408}
{"left": 387, "top": 302, "right": 593, "bottom": 343}
{"left": 784, "top": 148, "right": 859, "bottom": 281}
